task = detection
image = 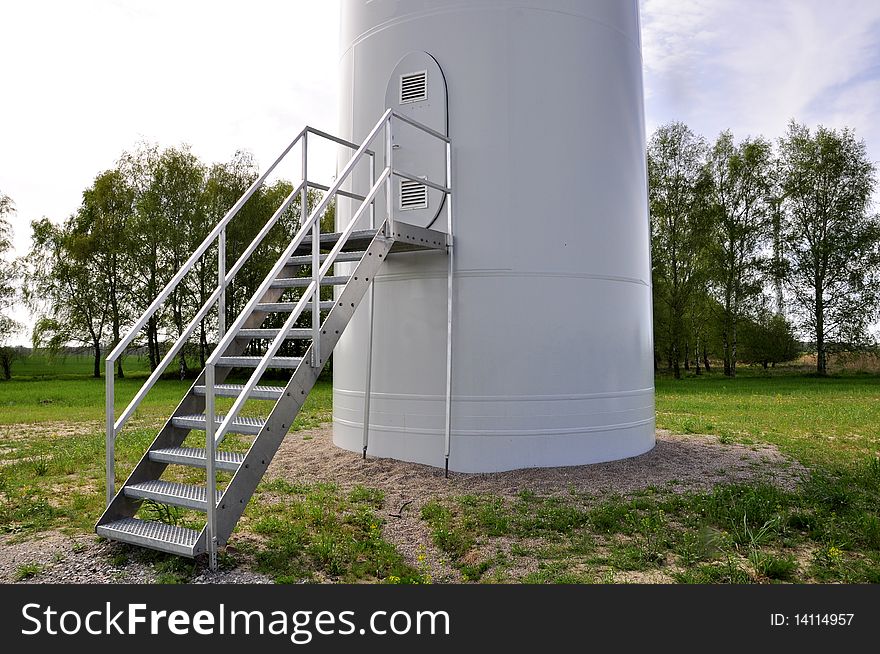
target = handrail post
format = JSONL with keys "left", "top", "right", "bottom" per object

{"left": 444, "top": 140, "right": 454, "bottom": 477}
{"left": 362, "top": 153, "right": 377, "bottom": 459}
{"left": 218, "top": 227, "right": 226, "bottom": 340}
{"left": 385, "top": 115, "right": 394, "bottom": 235}
{"left": 205, "top": 363, "right": 218, "bottom": 572}
{"left": 306, "top": 133, "right": 322, "bottom": 368}
{"left": 105, "top": 358, "right": 115, "bottom": 506}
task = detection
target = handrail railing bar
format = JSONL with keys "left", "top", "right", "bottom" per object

{"left": 307, "top": 181, "right": 368, "bottom": 203}
{"left": 206, "top": 108, "right": 394, "bottom": 370}
{"left": 113, "top": 179, "right": 308, "bottom": 435}
{"left": 391, "top": 169, "right": 451, "bottom": 194}
{"left": 212, "top": 168, "right": 390, "bottom": 445}
{"left": 308, "top": 131, "right": 321, "bottom": 368}
{"left": 317, "top": 172, "right": 390, "bottom": 280}
{"left": 113, "top": 283, "right": 223, "bottom": 434}
{"left": 305, "top": 126, "right": 375, "bottom": 156}
{"left": 224, "top": 180, "right": 307, "bottom": 283}
{"left": 107, "top": 127, "right": 307, "bottom": 362}
{"left": 389, "top": 110, "right": 451, "bottom": 143}
{"left": 218, "top": 228, "right": 226, "bottom": 340}
{"left": 385, "top": 115, "right": 394, "bottom": 235}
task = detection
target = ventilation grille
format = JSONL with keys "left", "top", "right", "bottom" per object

{"left": 399, "top": 179, "right": 428, "bottom": 211}
{"left": 400, "top": 70, "right": 428, "bottom": 104}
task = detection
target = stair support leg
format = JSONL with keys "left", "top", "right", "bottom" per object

{"left": 362, "top": 152, "right": 377, "bottom": 460}
{"left": 444, "top": 141, "right": 454, "bottom": 478}
{"left": 205, "top": 364, "right": 218, "bottom": 572}
{"left": 106, "top": 359, "right": 115, "bottom": 506}
{"left": 362, "top": 282, "right": 375, "bottom": 459}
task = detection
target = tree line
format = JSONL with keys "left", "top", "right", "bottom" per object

{"left": 13, "top": 143, "right": 329, "bottom": 379}
{"left": 649, "top": 120, "right": 879, "bottom": 378}
{"left": 1, "top": 118, "right": 878, "bottom": 381}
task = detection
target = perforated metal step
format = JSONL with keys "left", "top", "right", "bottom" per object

{"left": 149, "top": 447, "right": 245, "bottom": 471}
{"left": 172, "top": 414, "right": 265, "bottom": 435}
{"left": 192, "top": 384, "right": 285, "bottom": 401}
{"left": 287, "top": 251, "right": 365, "bottom": 266}
{"left": 97, "top": 518, "right": 201, "bottom": 557}
{"left": 255, "top": 301, "right": 335, "bottom": 312}
{"left": 217, "top": 356, "right": 302, "bottom": 369}
{"left": 124, "top": 480, "right": 219, "bottom": 511}
{"left": 236, "top": 328, "right": 312, "bottom": 340}
{"left": 293, "top": 229, "right": 378, "bottom": 255}
{"left": 270, "top": 275, "right": 350, "bottom": 289}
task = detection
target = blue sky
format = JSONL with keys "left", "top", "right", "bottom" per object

{"left": 1, "top": 1, "right": 879, "bottom": 341}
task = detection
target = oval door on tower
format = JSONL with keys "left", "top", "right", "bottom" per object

{"left": 385, "top": 52, "right": 448, "bottom": 230}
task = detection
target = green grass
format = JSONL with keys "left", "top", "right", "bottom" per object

{"left": 240, "top": 480, "right": 428, "bottom": 584}
{"left": 10, "top": 353, "right": 153, "bottom": 380}
{"left": 421, "top": 459, "right": 880, "bottom": 583}
{"left": 0, "top": 366, "right": 335, "bottom": 538}
{"left": 655, "top": 371, "right": 880, "bottom": 466}
{"left": 13, "top": 563, "right": 44, "bottom": 581}
{"left": 415, "top": 370, "right": 880, "bottom": 583}
{"left": 4, "top": 360, "right": 880, "bottom": 584}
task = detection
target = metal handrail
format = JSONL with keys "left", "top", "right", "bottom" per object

{"left": 204, "top": 108, "right": 395, "bottom": 372}
{"left": 111, "top": 179, "right": 308, "bottom": 436}
{"left": 104, "top": 125, "right": 373, "bottom": 505}
{"left": 104, "top": 106, "right": 453, "bottom": 569}
{"left": 206, "top": 108, "right": 453, "bottom": 446}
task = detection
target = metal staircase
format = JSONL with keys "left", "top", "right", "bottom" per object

{"left": 96, "top": 109, "right": 453, "bottom": 568}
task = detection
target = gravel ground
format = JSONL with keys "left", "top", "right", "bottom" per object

{"left": 2, "top": 425, "right": 804, "bottom": 584}
{"left": 265, "top": 425, "right": 806, "bottom": 584}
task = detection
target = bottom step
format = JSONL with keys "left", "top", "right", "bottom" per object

{"left": 97, "top": 518, "right": 202, "bottom": 557}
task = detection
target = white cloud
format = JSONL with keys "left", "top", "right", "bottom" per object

{"left": 641, "top": 0, "right": 880, "bottom": 153}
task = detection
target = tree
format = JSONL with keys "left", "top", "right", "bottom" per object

{"left": 149, "top": 146, "right": 206, "bottom": 378}
{"left": 0, "top": 192, "right": 21, "bottom": 379}
{"left": 705, "top": 131, "right": 774, "bottom": 376}
{"left": 648, "top": 122, "right": 712, "bottom": 379}
{"left": 77, "top": 170, "right": 135, "bottom": 378}
{"left": 118, "top": 142, "right": 164, "bottom": 370}
{"left": 778, "top": 122, "right": 880, "bottom": 376}
{"left": 25, "top": 218, "right": 109, "bottom": 378}
{"left": 738, "top": 308, "right": 800, "bottom": 369}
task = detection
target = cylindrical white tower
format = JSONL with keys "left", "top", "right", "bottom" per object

{"left": 333, "top": 0, "right": 654, "bottom": 472}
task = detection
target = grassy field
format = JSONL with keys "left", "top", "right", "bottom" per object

{"left": 1, "top": 357, "right": 879, "bottom": 583}
{"left": 655, "top": 373, "right": 880, "bottom": 466}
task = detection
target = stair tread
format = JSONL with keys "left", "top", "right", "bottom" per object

{"left": 255, "top": 301, "right": 335, "bottom": 312}
{"left": 172, "top": 413, "right": 266, "bottom": 435}
{"left": 299, "top": 229, "right": 378, "bottom": 246}
{"left": 97, "top": 518, "right": 200, "bottom": 549}
{"left": 126, "top": 479, "right": 219, "bottom": 504}
{"left": 237, "top": 328, "right": 312, "bottom": 339}
{"left": 192, "top": 384, "right": 285, "bottom": 401}
{"left": 287, "top": 251, "right": 365, "bottom": 265}
{"left": 151, "top": 447, "right": 245, "bottom": 464}
{"left": 217, "top": 356, "right": 302, "bottom": 369}
{"left": 176, "top": 414, "right": 266, "bottom": 427}
{"left": 270, "top": 275, "right": 350, "bottom": 288}
{"left": 194, "top": 383, "right": 285, "bottom": 393}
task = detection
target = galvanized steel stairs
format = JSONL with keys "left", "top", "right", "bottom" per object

{"left": 96, "top": 220, "right": 447, "bottom": 558}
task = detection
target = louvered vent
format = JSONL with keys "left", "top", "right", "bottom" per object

{"left": 399, "top": 179, "right": 428, "bottom": 211}
{"left": 400, "top": 70, "right": 428, "bottom": 104}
